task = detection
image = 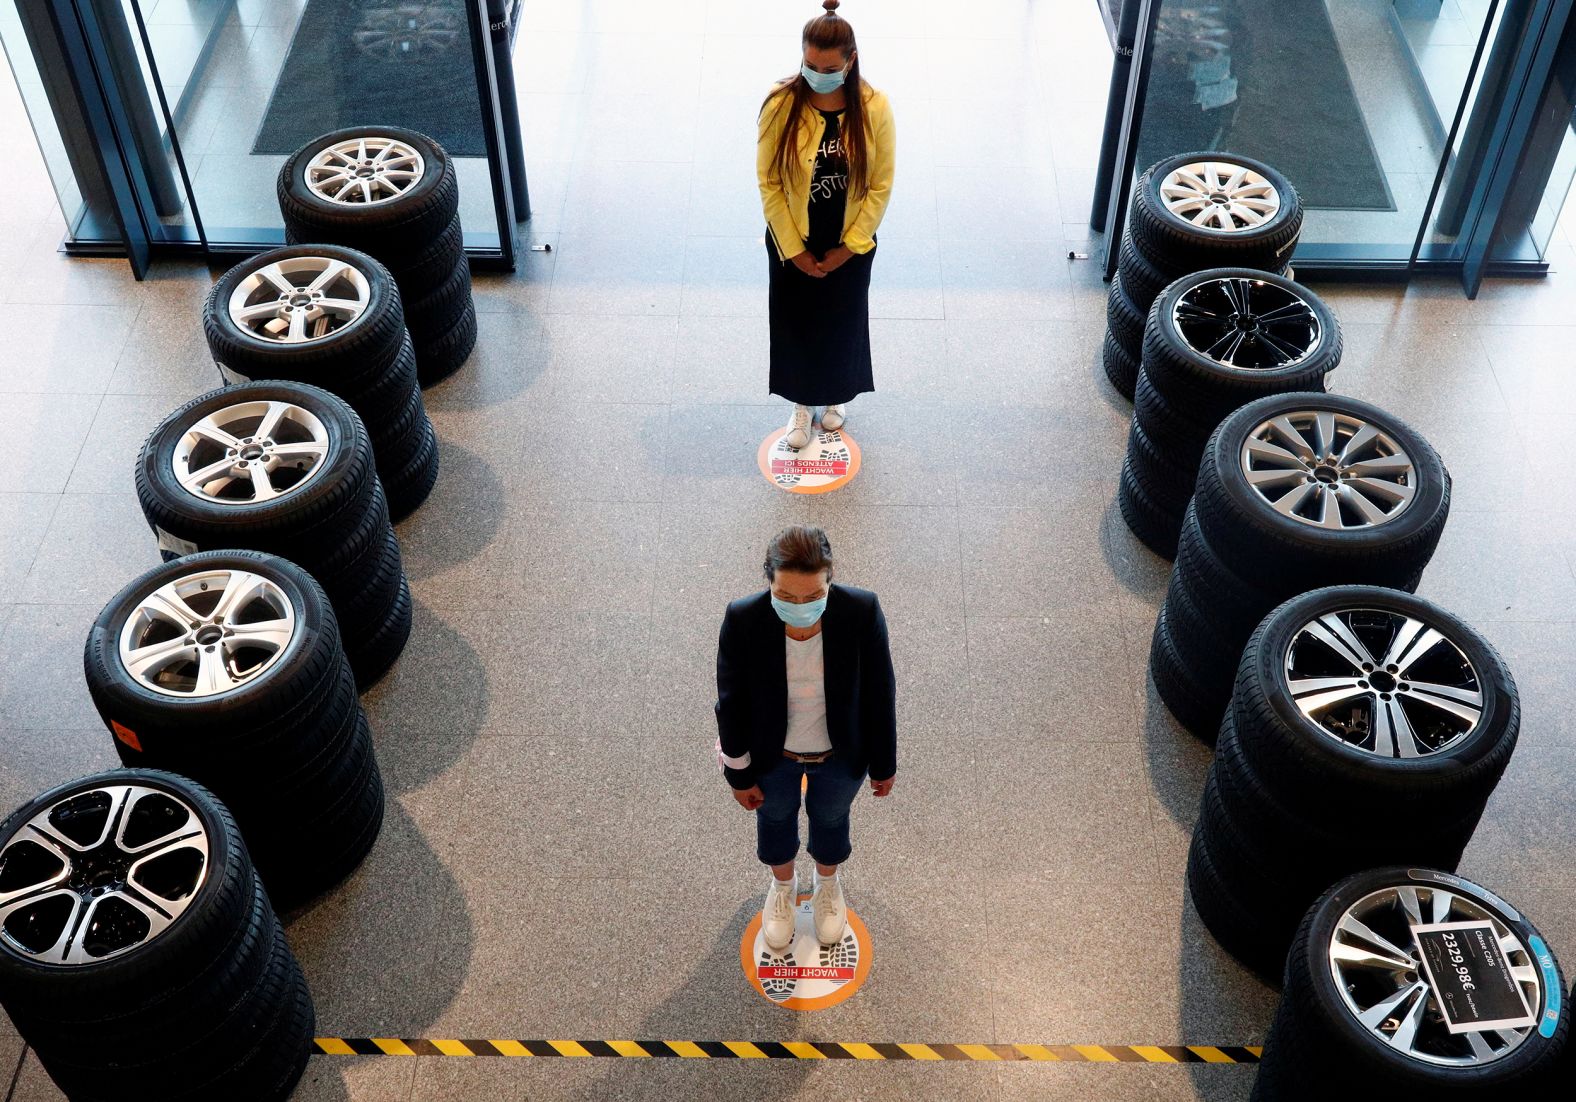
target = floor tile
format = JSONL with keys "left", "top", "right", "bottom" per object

{"left": 672, "top": 314, "right": 773, "bottom": 406}
{"left": 17, "top": 493, "right": 159, "bottom": 606}
{"left": 63, "top": 393, "right": 182, "bottom": 494}
{"left": 547, "top": 233, "right": 685, "bottom": 316}
{"left": 966, "top": 614, "right": 1143, "bottom": 743}
{"left": 0, "top": 494, "right": 59, "bottom": 596}
{"left": 681, "top": 234, "right": 772, "bottom": 318}
{"left": 0, "top": 304, "right": 134, "bottom": 393}
{"left": 542, "top": 312, "right": 677, "bottom": 404}
{"left": 2, "top": 394, "right": 103, "bottom": 494}
{"left": 0, "top": 603, "right": 106, "bottom": 730}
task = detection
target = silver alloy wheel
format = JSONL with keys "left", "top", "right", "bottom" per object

{"left": 1160, "top": 161, "right": 1281, "bottom": 230}
{"left": 352, "top": 4, "right": 463, "bottom": 58}
{"left": 304, "top": 135, "right": 425, "bottom": 206}
{"left": 1240, "top": 411, "right": 1417, "bottom": 529}
{"left": 226, "top": 255, "right": 371, "bottom": 344}
{"left": 1284, "top": 607, "right": 1483, "bottom": 757}
{"left": 0, "top": 785, "right": 209, "bottom": 964}
{"left": 1173, "top": 276, "right": 1322, "bottom": 368}
{"left": 118, "top": 569, "right": 296, "bottom": 698}
{"left": 173, "top": 400, "right": 329, "bottom": 505}
{"left": 1329, "top": 883, "right": 1540, "bottom": 1066}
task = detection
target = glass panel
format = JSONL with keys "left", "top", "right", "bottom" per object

{"left": 0, "top": 3, "right": 81, "bottom": 239}
{"left": 1469, "top": 1, "right": 1576, "bottom": 266}
{"left": 132, "top": 0, "right": 502, "bottom": 251}
{"left": 1132, "top": 0, "right": 1501, "bottom": 263}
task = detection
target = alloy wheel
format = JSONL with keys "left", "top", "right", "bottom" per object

{"left": 226, "top": 255, "right": 370, "bottom": 344}
{"left": 304, "top": 135, "right": 425, "bottom": 206}
{"left": 1160, "top": 161, "right": 1281, "bottom": 230}
{"left": 118, "top": 569, "right": 297, "bottom": 698}
{"left": 1284, "top": 607, "right": 1482, "bottom": 757}
{"left": 1173, "top": 276, "right": 1321, "bottom": 368}
{"left": 172, "top": 400, "right": 329, "bottom": 505}
{"left": 0, "top": 785, "right": 209, "bottom": 963}
{"left": 1240, "top": 410, "right": 1416, "bottom": 529}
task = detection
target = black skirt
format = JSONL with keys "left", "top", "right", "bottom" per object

{"left": 766, "top": 232, "right": 876, "bottom": 407}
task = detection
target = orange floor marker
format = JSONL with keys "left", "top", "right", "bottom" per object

{"left": 741, "top": 894, "right": 873, "bottom": 1011}
{"left": 757, "top": 425, "right": 861, "bottom": 494}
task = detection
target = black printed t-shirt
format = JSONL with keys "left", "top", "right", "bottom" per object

{"left": 806, "top": 109, "right": 849, "bottom": 257}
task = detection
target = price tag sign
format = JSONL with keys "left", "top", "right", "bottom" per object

{"left": 1412, "top": 921, "right": 1537, "bottom": 1035}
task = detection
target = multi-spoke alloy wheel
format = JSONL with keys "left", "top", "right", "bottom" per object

{"left": 304, "top": 135, "right": 425, "bottom": 206}
{"left": 1285, "top": 607, "right": 1481, "bottom": 758}
{"left": 118, "top": 570, "right": 296, "bottom": 698}
{"left": 226, "top": 256, "right": 370, "bottom": 344}
{"left": 0, "top": 784, "right": 208, "bottom": 964}
{"left": 1160, "top": 160, "right": 1281, "bottom": 231}
{"left": 1173, "top": 276, "right": 1321, "bottom": 368}
{"left": 1241, "top": 410, "right": 1416, "bottom": 529}
{"left": 172, "top": 400, "right": 329, "bottom": 504}
{"left": 1329, "top": 882, "right": 1541, "bottom": 1067}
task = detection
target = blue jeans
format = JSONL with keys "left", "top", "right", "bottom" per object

{"left": 755, "top": 754, "right": 867, "bottom": 867}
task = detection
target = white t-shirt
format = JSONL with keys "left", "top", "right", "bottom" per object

{"left": 784, "top": 632, "right": 833, "bottom": 754}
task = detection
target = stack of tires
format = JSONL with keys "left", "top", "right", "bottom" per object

{"left": 278, "top": 126, "right": 475, "bottom": 387}
{"left": 0, "top": 770, "right": 314, "bottom": 1100}
{"left": 1188, "top": 586, "right": 1519, "bottom": 975}
{"left": 83, "top": 551, "right": 385, "bottom": 908}
{"left": 135, "top": 381, "right": 412, "bottom": 688}
{"left": 1105, "top": 152, "right": 1303, "bottom": 399}
{"left": 1119, "top": 268, "right": 1342, "bottom": 557}
{"left": 1151, "top": 392, "right": 1452, "bottom": 739}
{"left": 1252, "top": 868, "right": 1567, "bottom": 1099}
{"left": 202, "top": 244, "right": 439, "bottom": 521}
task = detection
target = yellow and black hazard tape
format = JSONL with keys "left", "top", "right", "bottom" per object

{"left": 314, "top": 1039, "right": 1262, "bottom": 1063}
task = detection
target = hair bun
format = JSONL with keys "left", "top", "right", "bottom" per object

{"left": 822, "top": 0, "right": 839, "bottom": 13}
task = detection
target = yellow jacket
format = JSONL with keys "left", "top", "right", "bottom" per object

{"left": 757, "top": 82, "right": 895, "bottom": 261}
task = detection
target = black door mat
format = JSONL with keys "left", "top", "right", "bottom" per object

{"left": 253, "top": 0, "right": 487, "bottom": 158}
{"left": 1137, "top": 0, "right": 1395, "bottom": 212}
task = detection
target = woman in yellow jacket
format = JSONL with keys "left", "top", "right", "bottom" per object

{"left": 758, "top": 0, "right": 895, "bottom": 449}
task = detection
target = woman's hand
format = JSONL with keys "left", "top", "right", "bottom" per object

{"left": 870, "top": 776, "right": 895, "bottom": 797}
{"left": 733, "top": 785, "right": 766, "bottom": 810}
{"left": 817, "top": 245, "right": 854, "bottom": 274}
{"left": 790, "top": 250, "right": 827, "bottom": 278}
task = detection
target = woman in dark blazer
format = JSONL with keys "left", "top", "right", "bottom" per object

{"left": 716, "top": 525, "right": 896, "bottom": 951}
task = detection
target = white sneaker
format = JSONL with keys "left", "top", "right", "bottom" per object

{"left": 762, "top": 875, "right": 797, "bottom": 950}
{"left": 784, "top": 404, "right": 812, "bottom": 450}
{"left": 812, "top": 873, "right": 846, "bottom": 945}
{"left": 821, "top": 403, "right": 846, "bottom": 432}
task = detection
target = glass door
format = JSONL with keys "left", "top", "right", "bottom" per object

{"left": 0, "top": 0, "right": 520, "bottom": 269}
{"left": 1098, "top": 0, "right": 1576, "bottom": 291}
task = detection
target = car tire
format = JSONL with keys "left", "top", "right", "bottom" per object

{"left": 203, "top": 245, "right": 407, "bottom": 393}
{"left": 0, "top": 770, "right": 315, "bottom": 1099}
{"left": 1193, "top": 392, "right": 1451, "bottom": 587}
{"left": 1130, "top": 151, "right": 1303, "bottom": 272}
{"left": 1106, "top": 273, "right": 1148, "bottom": 355}
{"left": 1232, "top": 585, "right": 1519, "bottom": 826}
{"left": 1141, "top": 269, "right": 1340, "bottom": 416}
{"left": 278, "top": 126, "right": 459, "bottom": 257}
{"left": 414, "top": 297, "right": 478, "bottom": 387}
{"left": 1255, "top": 868, "right": 1567, "bottom": 1097}
{"left": 403, "top": 252, "right": 473, "bottom": 339}
{"left": 388, "top": 211, "right": 465, "bottom": 297}
{"left": 1102, "top": 330, "right": 1140, "bottom": 400}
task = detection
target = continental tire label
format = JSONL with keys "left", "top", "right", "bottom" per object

{"left": 154, "top": 526, "right": 199, "bottom": 558}
{"left": 757, "top": 427, "right": 861, "bottom": 494}
{"left": 741, "top": 894, "right": 872, "bottom": 1011}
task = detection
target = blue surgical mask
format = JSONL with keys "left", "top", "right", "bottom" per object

{"left": 801, "top": 62, "right": 847, "bottom": 94}
{"left": 772, "top": 593, "right": 828, "bottom": 629}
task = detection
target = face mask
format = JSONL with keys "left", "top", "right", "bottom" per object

{"left": 800, "top": 62, "right": 847, "bottom": 94}
{"left": 772, "top": 592, "right": 828, "bottom": 629}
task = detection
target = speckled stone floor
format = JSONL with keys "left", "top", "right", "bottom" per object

{"left": 4, "top": 1, "right": 1576, "bottom": 1100}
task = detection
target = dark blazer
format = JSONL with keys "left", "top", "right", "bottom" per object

{"left": 715, "top": 583, "right": 897, "bottom": 790}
